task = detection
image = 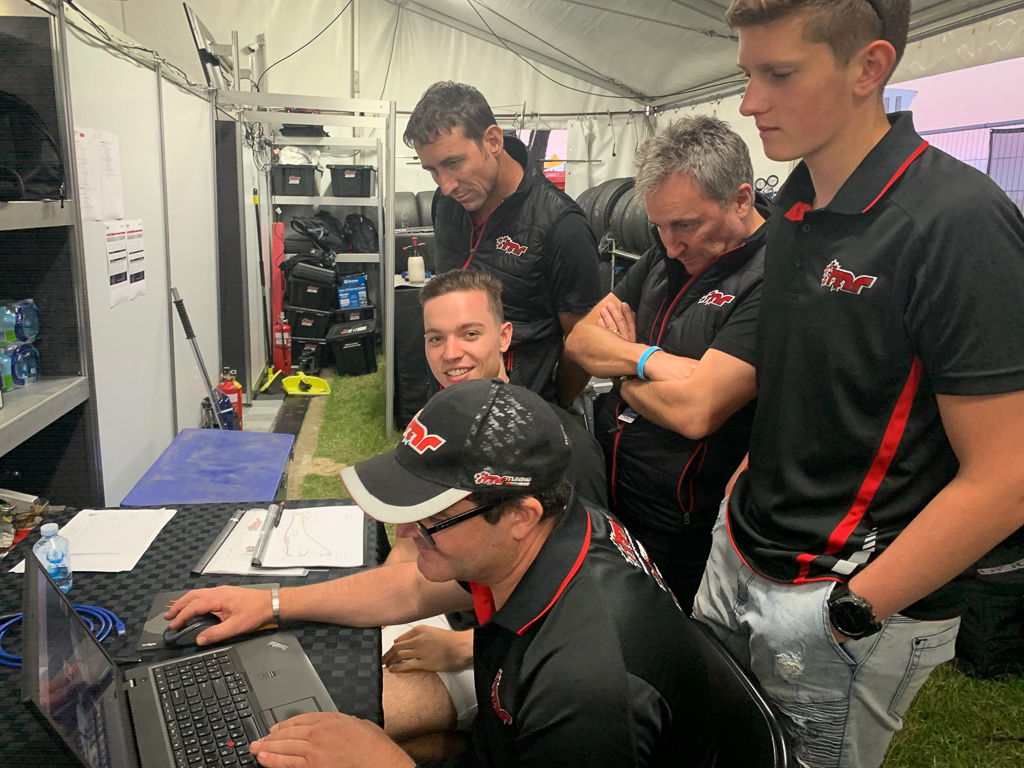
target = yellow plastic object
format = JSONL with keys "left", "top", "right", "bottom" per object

{"left": 281, "top": 371, "right": 331, "bottom": 396}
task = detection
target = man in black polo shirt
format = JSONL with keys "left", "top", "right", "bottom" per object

{"left": 167, "top": 381, "right": 707, "bottom": 768}
{"left": 405, "top": 81, "right": 602, "bottom": 408}
{"left": 694, "top": 2, "right": 1024, "bottom": 767}
{"left": 380, "top": 269, "right": 608, "bottom": 755}
{"left": 566, "top": 116, "right": 765, "bottom": 607}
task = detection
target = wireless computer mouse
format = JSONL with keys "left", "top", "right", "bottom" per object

{"left": 163, "top": 613, "right": 221, "bottom": 648}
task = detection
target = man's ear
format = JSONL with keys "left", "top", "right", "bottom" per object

{"left": 481, "top": 124, "right": 505, "bottom": 158}
{"left": 852, "top": 39, "right": 897, "bottom": 99}
{"left": 505, "top": 497, "right": 545, "bottom": 540}
{"left": 498, "top": 321, "right": 513, "bottom": 353}
{"left": 733, "top": 182, "right": 754, "bottom": 216}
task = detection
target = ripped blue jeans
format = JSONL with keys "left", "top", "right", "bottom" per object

{"left": 693, "top": 505, "right": 960, "bottom": 768}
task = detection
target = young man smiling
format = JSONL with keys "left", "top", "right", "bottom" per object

{"left": 694, "top": 2, "right": 1024, "bottom": 767}
{"left": 405, "top": 81, "right": 602, "bottom": 408}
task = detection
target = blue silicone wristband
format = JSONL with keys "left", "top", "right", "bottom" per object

{"left": 636, "top": 346, "right": 662, "bottom": 381}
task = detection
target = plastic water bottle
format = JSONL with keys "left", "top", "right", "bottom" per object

{"left": 33, "top": 522, "right": 72, "bottom": 593}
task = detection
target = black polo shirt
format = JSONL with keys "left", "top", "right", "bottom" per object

{"left": 593, "top": 228, "right": 764, "bottom": 600}
{"left": 420, "top": 496, "right": 714, "bottom": 768}
{"left": 729, "top": 111, "right": 1024, "bottom": 618}
{"left": 432, "top": 137, "right": 602, "bottom": 402}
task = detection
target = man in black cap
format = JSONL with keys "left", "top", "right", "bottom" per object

{"left": 166, "top": 380, "right": 704, "bottom": 768}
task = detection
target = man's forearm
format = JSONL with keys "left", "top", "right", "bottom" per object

{"left": 564, "top": 321, "right": 647, "bottom": 378}
{"left": 849, "top": 473, "right": 1024, "bottom": 622}
{"left": 280, "top": 562, "right": 472, "bottom": 627}
{"left": 621, "top": 378, "right": 715, "bottom": 440}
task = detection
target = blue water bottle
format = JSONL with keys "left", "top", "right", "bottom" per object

{"left": 33, "top": 522, "right": 73, "bottom": 593}
{"left": 10, "top": 300, "right": 41, "bottom": 343}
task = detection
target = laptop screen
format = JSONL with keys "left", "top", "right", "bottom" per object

{"left": 22, "top": 555, "right": 139, "bottom": 768}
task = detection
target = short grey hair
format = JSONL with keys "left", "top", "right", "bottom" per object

{"left": 634, "top": 116, "right": 753, "bottom": 206}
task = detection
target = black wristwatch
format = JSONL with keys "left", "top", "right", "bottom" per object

{"left": 828, "top": 583, "right": 882, "bottom": 640}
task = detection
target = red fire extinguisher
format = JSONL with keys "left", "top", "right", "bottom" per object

{"left": 216, "top": 368, "right": 244, "bottom": 429}
{"left": 273, "top": 313, "right": 292, "bottom": 373}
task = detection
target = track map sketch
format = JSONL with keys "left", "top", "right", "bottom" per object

{"left": 202, "top": 508, "right": 307, "bottom": 576}
{"left": 258, "top": 505, "right": 365, "bottom": 568}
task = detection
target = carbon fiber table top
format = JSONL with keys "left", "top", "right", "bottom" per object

{"left": 0, "top": 500, "right": 386, "bottom": 767}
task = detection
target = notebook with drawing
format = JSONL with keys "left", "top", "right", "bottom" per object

{"left": 21, "top": 554, "right": 337, "bottom": 768}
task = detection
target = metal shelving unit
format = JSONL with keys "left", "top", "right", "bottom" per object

{"left": 217, "top": 90, "right": 398, "bottom": 434}
{"left": 0, "top": 200, "right": 75, "bottom": 231}
{"left": 0, "top": 0, "right": 102, "bottom": 505}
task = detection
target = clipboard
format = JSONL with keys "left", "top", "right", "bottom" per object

{"left": 191, "top": 509, "right": 245, "bottom": 574}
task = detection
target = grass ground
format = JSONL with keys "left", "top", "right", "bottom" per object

{"left": 298, "top": 365, "right": 1024, "bottom": 767}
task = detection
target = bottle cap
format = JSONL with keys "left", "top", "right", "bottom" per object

{"left": 41, "top": 522, "right": 58, "bottom": 536}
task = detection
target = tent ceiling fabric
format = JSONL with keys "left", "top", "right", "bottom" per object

{"left": 76, "top": 0, "right": 1023, "bottom": 114}
{"left": 372, "top": 0, "right": 1024, "bottom": 108}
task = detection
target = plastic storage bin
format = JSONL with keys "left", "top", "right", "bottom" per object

{"left": 326, "top": 319, "right": 377, "bottom": 377}
{"left": 328, "top": 164, "right": 375, "bottom": 197}
{"left": 334, "top": 303, "right": 375, "bottom": 323}
{"left": 291, "top": 337, "right": 328, "bottom": 373}
{"left": 285, "top": 305, "right": 333, "bottom": 340}
{"left": 271, "top": 164, "right": 318, "bottom": 196}
{"left": 287, "top": 261, "right": 337, "bottom": 311}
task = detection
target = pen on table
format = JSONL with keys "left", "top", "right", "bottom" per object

{"left": 251, "top": 503, "right": 284, "bottom": 566}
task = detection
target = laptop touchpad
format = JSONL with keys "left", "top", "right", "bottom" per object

{"left": 266, "top": 697, "right": 323, "bottom": 723}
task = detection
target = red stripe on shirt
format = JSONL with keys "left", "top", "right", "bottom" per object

{"left": 517, "top": 512, "right": 592, "bottom": 635}
{"left": 862, "top": 141, "right": 929, "bottom": 213}
{"left": 794, "top": 357, "right": 923, "bottom": 581}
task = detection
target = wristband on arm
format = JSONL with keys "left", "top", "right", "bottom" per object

{"left": 270, "top": 586, "right": 281, "bottom": 623}
{"left": 636, "top": 346, "right": 662, "bottom": 381}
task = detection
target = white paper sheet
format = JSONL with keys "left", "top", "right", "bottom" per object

{"left": 124, "top": 218, "right": 146, "bottom": 298}
{"left": 74, "top": 127, "right": 102, "bottom": 221}
{"left": 10, "top": 508, "right": 176, "bottom": 573}
{"left": 256, "top": 505, "right": 365, "bottom": 568}
{"left": 95, "top": 129, "right": 125, "bottom": 220}
{"left": 104, "top": 220, "right": 130, "bottom": 306}
{"left": 202, "top": 508, "right": 307, "bottom": 576}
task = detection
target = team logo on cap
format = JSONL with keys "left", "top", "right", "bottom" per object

{"left": 495, "top": 235, "right": 528, "bottom": 256}
{"left": 698, "top": 289, "right": 736, "bottom": 306}
{"left": 402, "top": 415, "right": 446, "bottom": 454}
{"left": 821, "top": 259, "right": 877, "bottom": 295}
{"left": 474, "top": 471, "right": 532, "bottom": 487}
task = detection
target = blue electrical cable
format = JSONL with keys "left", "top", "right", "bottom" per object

{"left": 0, "top": 603, "right": 124, "bottom": 667}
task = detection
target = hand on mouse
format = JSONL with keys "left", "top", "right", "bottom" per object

{"left": 250, "top": 712, "right": 413, "bottom": 768}
{"left": 164, "top": 586, "right": 274, "bottom": 646}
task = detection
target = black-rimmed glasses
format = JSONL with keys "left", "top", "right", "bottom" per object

{"left": 415, "top": 499, "right": 504, "bottom": 547}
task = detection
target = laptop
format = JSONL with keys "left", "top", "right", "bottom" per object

{"left": 21, "top": 554, "right": 338, "bottom": 768}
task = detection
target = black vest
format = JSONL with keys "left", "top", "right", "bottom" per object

{"left": 596, "top": 228, "right": 766, "bottom": 533}
{"left": 433, "top": 138, "right": 585, "bottom": 402}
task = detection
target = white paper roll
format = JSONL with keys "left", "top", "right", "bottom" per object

{"left": 407, "top": 255, "right": 426, "bottom": 283}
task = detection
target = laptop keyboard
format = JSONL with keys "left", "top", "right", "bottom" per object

{"left": 154, "top": 650, "right": 260, "bottom": 767}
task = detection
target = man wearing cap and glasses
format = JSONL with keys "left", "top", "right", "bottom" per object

{"left": 379, "top": 268, "right": 608, "bottom": 759}
{"left": 166, "top": 380, "right": 704, "bottom": 768}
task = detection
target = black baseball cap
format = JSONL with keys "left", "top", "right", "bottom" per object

{"left": 340, "top": 379, "right": 571, "bottom": 523}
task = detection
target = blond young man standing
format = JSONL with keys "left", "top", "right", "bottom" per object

{"left": 694, "top": 2, "right": 1024, "bottom": 767}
